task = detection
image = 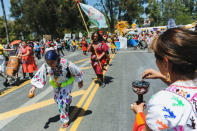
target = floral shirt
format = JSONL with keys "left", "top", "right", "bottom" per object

{"left": 146, "top": 80, "right": 197, "bottom": 131}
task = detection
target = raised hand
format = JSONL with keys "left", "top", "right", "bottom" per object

{"left": 142, "top": 68, "right": 165, "bottom": 80}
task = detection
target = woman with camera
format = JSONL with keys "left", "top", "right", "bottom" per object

{"left": 131, "top": 28, "right": 197, "bottom": 131}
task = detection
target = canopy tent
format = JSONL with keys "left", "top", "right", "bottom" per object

{"left": 184, "top": 24, "right": 195, "bottom": 29}
{"left": 10, "top": 40, "right": 21, "bottom": 46}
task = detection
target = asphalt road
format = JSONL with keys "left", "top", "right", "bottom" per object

{"left": 0, "top": 49, "right": 166, "bottom": 131}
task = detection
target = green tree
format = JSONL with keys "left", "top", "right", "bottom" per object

{"left": 120, "top": 0, "right": 144, "bottom": 26}
{"left": 10, "top": 0, "right": 87, "bottom": 39}
{"left": 0, "top": 16, "right": 6, "bottom": 43}
{"left": 162, "top": 0, "right": 193, "bottom": 25}
{"left": 97, "top": 0, "right": 144, "bottom": 31}
{"left": 146, "top": 0, "right": 161, "bottom": 26}
{"left": 146, "top": 0, "right": 195, "bottom": 26}
{"left": 0, "top": 16, "right": 19, "bottom": 44}
{"left": 98, "top": 0, "right": 119, "bottom": 31}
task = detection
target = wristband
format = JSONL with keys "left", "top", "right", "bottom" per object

{"left": 133, "top": 112, "right": 145, "bottom": 131}
{"left": 136, "top": 112, "right": 145, "bottom": 126}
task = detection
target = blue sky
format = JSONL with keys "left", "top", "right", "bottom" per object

{"left": 87, "top": 0, "right": 97, "bottom": 5}
{"left": 0, "top": 0, "right": 11, "bottom": 19}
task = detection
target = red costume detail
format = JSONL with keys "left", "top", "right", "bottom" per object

{"left": 90, "top": 41, "right": 109, "bottom": 75}
{"left": 81, "top": 40, "right": 88, "bottom": 52}
{"left": 75, "top": 0, "right": 79, "bottom": 4}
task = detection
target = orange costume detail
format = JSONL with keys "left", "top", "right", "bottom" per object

{"left": 20, "top": 46, "right": 38, "bottom": 73}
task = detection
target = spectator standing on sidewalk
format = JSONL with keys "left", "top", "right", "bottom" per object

{"left": 34, "top": 42, "right": 41, "bottom": 59}
{"left": 56, "top": 38, "right": 64, "bottom": 56}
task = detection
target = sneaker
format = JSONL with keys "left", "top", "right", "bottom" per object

{"left": 95, "top": 79, "right": 99, "bottom": 84}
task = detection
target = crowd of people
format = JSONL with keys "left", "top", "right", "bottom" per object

{"left": 1, "top": 27, "right": 197, "bottom": 130}
{"left": 126, "top": 29, "right": 165, "bottom": 50}
{"left": 0, "top": 30, "right": 116, "bottom": 128}
{"left": 28, "top": 30, "right": 115, "bottom": 128}
{"left": 0, "top": 30, "right": 119, "bottom": 82}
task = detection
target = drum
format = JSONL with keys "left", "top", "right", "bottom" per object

{"left": 6, "top": 56, "right": 19, "bottom": 76}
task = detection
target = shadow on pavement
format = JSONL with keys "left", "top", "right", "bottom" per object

{"left": 44, "top": 114, "right": 60, "bottom": 129}
{"left": 0, "top": 78, "right": 29, "bottom": 94}
{"left": 3, "top": 78, "right": 29, "bottom": 87}
{"left": 0, "top": 87, "right": 9, "bottom": 95}
{"left": 68, "top": 106, "right": 92, "bottom": 125}
{"left": 104, "top": 76, "right": 114, "bottom": 85}
{"left": 43, "top": 106, "right": 92, "bottom": 129}
{"left": 13, "top": 78, "right": 29, "bottom": 86}
{"left": 91, "top": 76, "right": 114, "bottom": 88}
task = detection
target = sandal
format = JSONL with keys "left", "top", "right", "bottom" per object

{"left": 61, "top": 123, "right": 68, "bottom": 128}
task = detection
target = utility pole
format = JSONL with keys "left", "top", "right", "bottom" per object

{"left": 1, "top": 0, "right": 10, "bottom": 46}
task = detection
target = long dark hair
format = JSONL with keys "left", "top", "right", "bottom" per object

{"left": 91, "top": 31, "right": 103, "bottom": 42}
{"left": 151, "top": 28, "right": 197, "bottom": 78}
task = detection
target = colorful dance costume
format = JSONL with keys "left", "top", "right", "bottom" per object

{"left": 134, "top": 80, "right": 197, "bottom": 131}
{"left": 81, "top": 40, "right": 88, "bottom": 52}
{"left": 90, "top": 41, "right": 109, "bottom": 75}
{"left": 31, "top": 58, "right": 83, "bottom": 124}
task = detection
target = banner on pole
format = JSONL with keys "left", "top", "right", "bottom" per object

{"left": 79, "top": 3, "right": 108, "bottom": 29}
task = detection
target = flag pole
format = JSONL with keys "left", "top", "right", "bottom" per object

{"left": 75, "top": 0, "right": 105, "bottom": 82}
{"left": 76, "top": 1, "right": 90, "bottom": 36}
